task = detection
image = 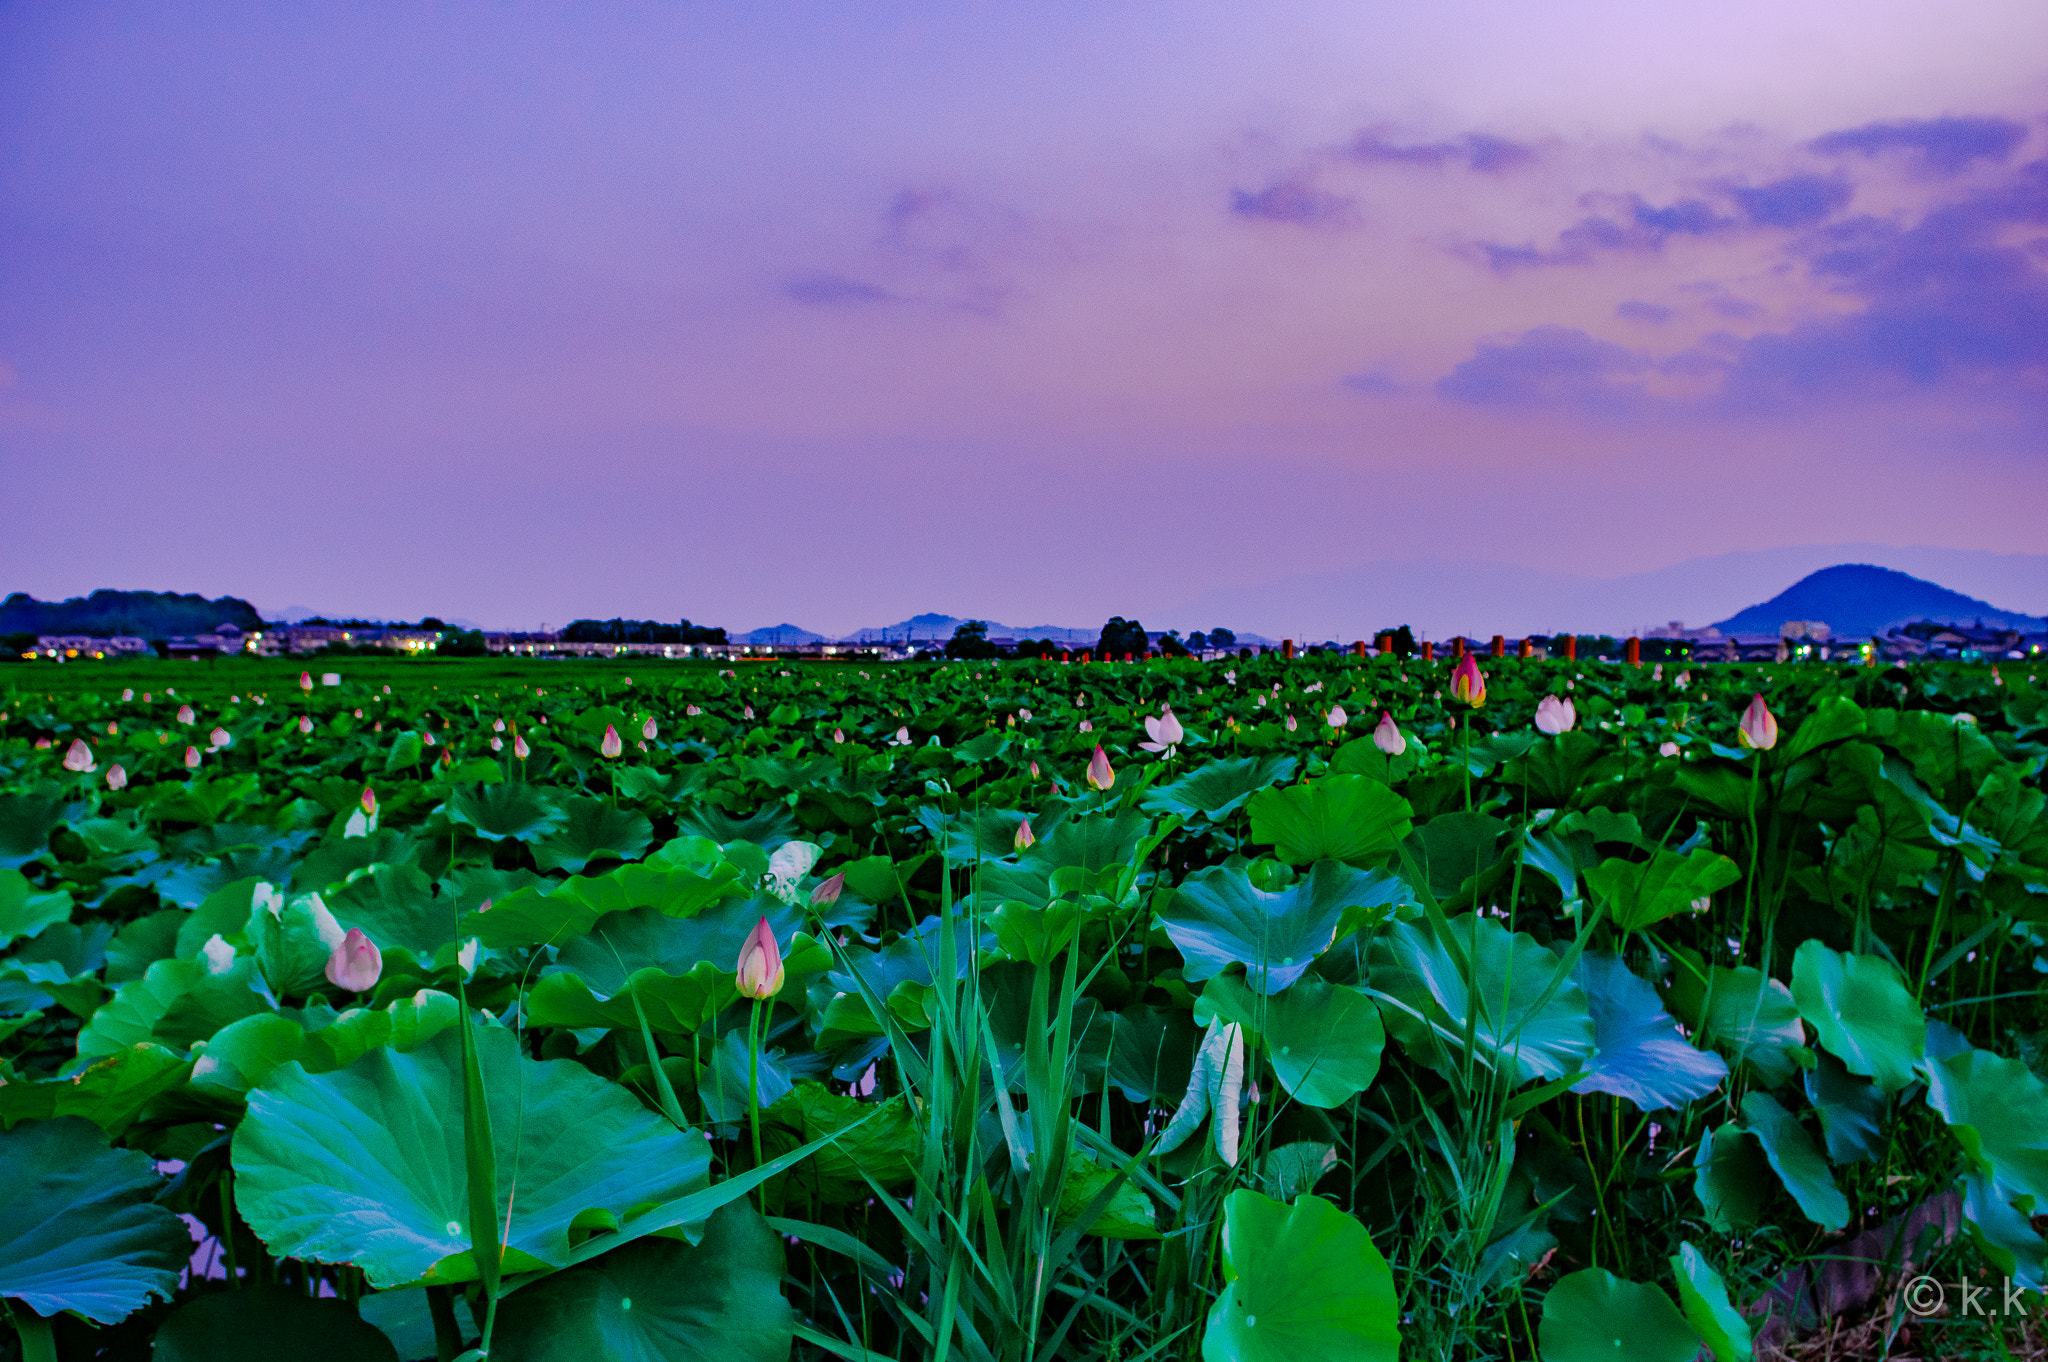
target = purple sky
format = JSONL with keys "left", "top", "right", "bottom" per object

{"left": 3, "top": 1, "right": 2046, "bottom": 635}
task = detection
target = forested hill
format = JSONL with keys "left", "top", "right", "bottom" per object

{"left": 0, "top": 590, "right": 264, "bottom": 638}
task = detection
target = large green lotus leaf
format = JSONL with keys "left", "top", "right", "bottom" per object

{"left": 554, "top": 898, "right": 823, "bottom": 999}
{"left": 1198, "top": 975, "right": 1384, "bottom": 1108}
{"left": 917, "top": 803, "right": 1040, "bottom": 861}
{"left": 1499, "top": 730, "right": 1603, "bottom": 808}
{"left": 1142, "top": 755, "right": 1298, "bottom": 820}
{"left": 445, "top": 783, "right": 566, "bottom": 841}
{"left": 1201, "top": 1191, "right": 1400, "bottom": 1362}
{"left": 154, "top": 1284, "right": 400, "bottom": 1362}
{"left": 1961, "top": 1168, "right": 2048, "bottom": 1293}
{"left": 1672, "top": 1243, "right": 1753, "bottom": 1362}
{"left": 1538, "top": 1269, "right": 1699, "bottom": 1362}
{"left": 1663, "top": 962, "right": 1806, "bottom": 1088}
{"left": 104, "top": 909, "right": 183, "bottom": 985}
{"left": 462, "top": 861, "right": 747, "bottom": 950}
{"left": 1057, "top": 1153, "right": 1160, "bottom": 1239}
{"left": 1397, "top": 812, "right": 1508, "bottom": 902}
{"left": 1248, "top": 775, "right": 1413, "bottom": 868}
{"left": 149, "top": 773, "right": 262, "bottom": 825}
{"left": 1781, "top": 695, "right": 1868, "bottom": 763}
{"left": 527, "top": 960, "right": 737, "bottom": 1035}
{"left": 1740, "top": 1092, "right": 1848, "bottom": 1230}
{"left": 0, "top": 1043, "right": 191, "bottom": 1136}
{"left": 0, "top": 867, "right": 71, "bottom": 949}
{"left": 295, "top": 829, "right": 426, "bottom": 897}
{"left": 0, "top": 792, "right": 64, "bottom": 869}
{"left": 1789, "top": 941, "right": 1924, "bottom": 1094}
{"left": 1105, "top": 1004, "right": 1202, "bottom": 1105}
{"left": 0, "top": 1116, "right": 189, "bottom": 1323}
{"left": 1923, "top": 1044, "right": 2048, "bottom": 1206}
{"left": 250, "top": 891, "right": 345, "bottom": 997}
{"left": 1803, "top": 1052, "right": 1885, "bottom": 1164}
{"left": 77, "top": 957, "right": 273, "bottom": 1059}
{"left": 490, "top": 1201, "right": 793, "bottom": 1362}
{"left": 1583, "top": 848, "right": 1741, "bottom": 932}
{"left": 1518, "top": 828, "right": 1598, "bottom": 907}
{"left": 763, "top": 1082, "right": 919, "bottom": 1201}
{"left": 327, "top": 864, "right": 456, "bottom": 966}
{"left": 674, "top": 803, "right": 799, "bottom": 852}
{"left": 1368, "top": 912, "right": 1594, "bottom": 1084}
{"left": 235, "top": 1024, "right": 714, "bottom": 1289}
{"left": 532, "top": 796, "right": 654, "bottom": 873}
{"left": 1572, "top": 954, "right": 1727, "bottom": 1111}
{"left": 1164, "top": 861, "right": 1390, "bottom": 994}
{"left": 973, "top": 805, "right": 1158, "bottom": 909}
{"left": 174, "top": 877, "right": 266, "bottom": 958}
{"left": 1329, "top": 734, "right": 1423, "bottom": 783}
{"left": 194, "top": 991, "right": 461, "bottom": 1097}
{"left": 1868, "top": 707, "right": 2004, "bottom": 808}
{"left": 1693, "top": 1123, "right": 1768, "bottom": 1232}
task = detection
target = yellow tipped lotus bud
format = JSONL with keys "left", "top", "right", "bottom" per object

{"left": 1737, "top": 694, "right": 1778, "bottom": 750}
{"left": 736, "top": 917, "right": 785, "bottom": 999}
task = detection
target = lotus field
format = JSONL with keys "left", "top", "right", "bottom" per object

{"left": 5, "top": 652, "right": 2048, "bottom": 1362}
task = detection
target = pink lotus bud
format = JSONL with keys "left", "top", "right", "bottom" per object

{"left": 1675, "top": 671, "right": 1690, "bottom": 689}
{"left": 63, "top": 739, "right": 95, "bottom": 772}
{"left": 360, "top": 785, "right": 377, "bottom": 817}
{"left": 325, "top": 927, "right": 382, "bottom": 992}
{"left": 1737, "top": 694, "right": 1778, "bottom": 750}
{"left": 1284, "top": 713, "right": 1298, "bottom": 732}
{"left": 208, "top": 727, "right": 230, "bottom": 749}
{"left": 490, "top": 736, "right": 503, "bottom": 751}
{"left": 642, "top": 716, "right": 658, "bottom": 741}
{"left": 736, "top": 917, "right": 784, "bottom": 999}
{"left": 1326, "top": 705, "right": 1348, "bottom": 729}
{"left": 176, "top": 704, "right": 195, "bottom": 725}
{"left": 1373, "top": 711, "right": 1406, "bottom": 756}
{"left": 1079, "top": 719, "right": 1093, "bottom": 733}
{"left": 1449, "top": 656, "right": 1487, "bottom": 707}
{"left": 300, "top": 672, "right": 313, "bottom": 691}
{"left": 600, "top": 724, "right": 623, "bottom": 758}
{"left": 686, "top": 704, "right": 702, "bottom": 716}
{"left": 121, "top": 689, "right": 134, "bottom": 701}
{"left": 105, "top": 763, "right": 127, "bottom": 790}
{"left": 1085, "top": 744, "right": 1115, "bottom": 791}
{"left": 1014, "top": 817, "right": 1035, "bottom": 850}
{"left": 33, "top": 738, "right": 50, "bottom": 749}
{"left": 1029, "top": 759, "right": 1041, "bottom": 779}
{"left": 184, "top": 746, "right": 201, "bottom": 769}
{"left": 514, "top": 735, "right": 530, "bottom": 759}
{"left": 423, "top": 730, "right": 436, "bottom": 745}
{"left": 298, "top": 715, "right": 313, "bottom": 734}
{"left": 743, "top": 705, "right": 755, "bottom": 720}
{"left": 833, "top": 727, "right": 846, "bottom": 743}
{"left": 106, "top": 722, "right": 119, "bottom": 735}
{"left": 1659, "top": 741, "right": 1680, "bottom": 757}
{"left": 493, "top": 718, "right": 505, "bottom": 732}
{"left": 1533, "top": 695, "right": 1576, "bottom": 735}
{"left": 810, "top": 872, "right": 845, "bottom": 906}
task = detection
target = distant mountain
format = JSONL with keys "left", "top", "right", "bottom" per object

{"left": 0, "top": 589, "right": 263, "bottom": 638}
{"left": 1711, "top": 564, "right": 2045, "bottom": 638}
{"left": 844, "top": 613, "right": 1097, "bottom": 643}
{"left": 734, "top": 623, "right": 824, "bottom": 646}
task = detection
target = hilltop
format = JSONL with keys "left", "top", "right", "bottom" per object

{"left": 1711, "top": 564, "right": 2044, "bottom": 638}
{"left": 0, "top": 589, "right": 263, "bottom": 639}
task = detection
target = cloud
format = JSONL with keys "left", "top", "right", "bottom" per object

{"left": 1475, "top": 196, "right": 1732, "bottom": 270}
{"left": 1434, "top": 325, "right": 1652, "bottom": 414}
{"left": 1616, "top": 300, "right": 1673, "bottom": 324}
{"left": 1810, "top": 116, "right": 2030, "bottom": 175}
{"left": 1230, "top": 178, "right": 1355, "bottom": 225}
{"left": 785, "top": 273, "right": 895, "bottom": 306}
{"left": 1342, "top": 368, "right": 1403, "bottom": 396}
{"left": 1346, "top": 130, "right": 1535, "bottom": 173}
{"left": 1728, "top": 173, "right": 1852, "bottom": 227}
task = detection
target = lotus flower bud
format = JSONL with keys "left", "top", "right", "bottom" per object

{"left": 63, "top": 739, "right": 95, "bottom": 772}
{"left": 642, "top": 716, "right": 658, "bottom": 741}
{"left": 600, "top": 723, "right": 623, "bottom": 758}
{"left": 122, "top": 688, "right": 134, "bottom": 701}
{"left": 743, "top": 705, "right": 755, "bottom": 720}
{"left": 1079, "top": 719, "right": 1093, "bottom": 733}
{"left": 1737, "top": 694, "right": 1778, "bottom": 750}
{"left": 514, "top": 735, "right": 530, "bottom": 759}
{"left": 1373, "top": 711, "right": 1406, "bottom": 756}
{"left": 493, "top": 718, "right": 506, "bottom": 732}
{"left": 33, "top": 738, "right": 49, "bottom": 749}
{"left": 325, "top": 927, "right": 382, "bottom": 992}
{"left": 736, "top": 916, "right": 784, "bottom": 999}
{"left": 686, "top": 704, "right": 702, "bottom": 716}
{"left": 1533, "top": 695, "right": 1576, "bottom": 735}
{"left": 105, "top": 763, "right": 127, "bottom": 790}
{"left": 832, "top": 727, "right": 845, "bottom": 743}
{"left": 1029, "top": 759, "right": 1041, "bottom": 778}
{"left": 1085, "top": 744, "right": 1115, "bottom": 791}
{"left": 810, "top": 872, "right": 845, "bottom": 906}
{"left": 360, "top": 785, "right": 377, "bottom": 817}
{"left": 1284, "top": 713, "right": 1298, "bottom": 732}
{"left": 1659, "top": 741, "right": 1680, "bottom": 757}
{"left": 300, "top": 672, "right": 313, "bottom": 691}
{"left": 1326, "top": 705, "right": 1348, "bottom": 729}
{"left": 1014, "top": 817, "right": 1035, "bottom": 850}
{"left": 423, "top": 730, "right": 436, "bottom": 745}
{"left": 208, "top": 727, "right": 230, "bottom": 749}
{"left": 184, "top": 746, "right": 201, "bottom": 769}
{"left": 490, "top": 736, "right": 503, "bottom": 751}
{"left": 176, "top": 704, "right": 195, "bottom": 725}
{"left": 1449, "top": 656, "right": 1487, "bottom": 707}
